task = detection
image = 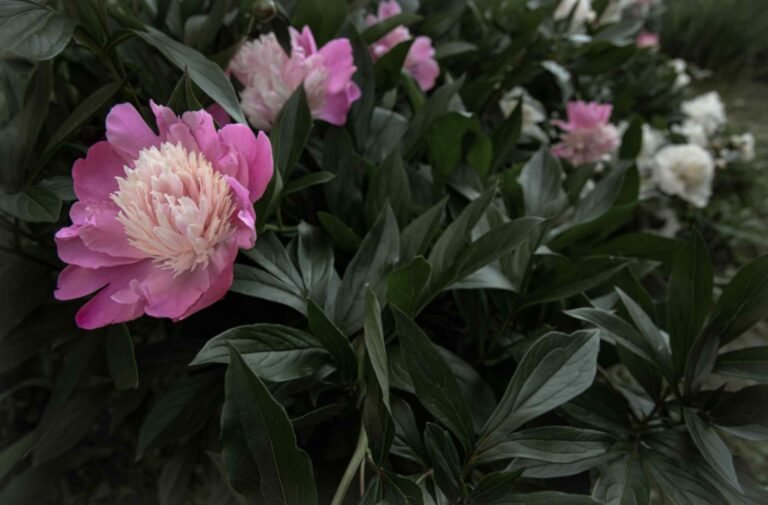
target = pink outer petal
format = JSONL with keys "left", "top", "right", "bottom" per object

{"left": 106, "top": 103, "right": 160, "bottom": 162}
{"left": 72, "top": 201, "right": 144, "bottom": 259}
{"left": 75, "top": 285, "right": 146, "bottom": 329}
{"left": 150, "top": 100, "right": 182, "bottom": 139}
{"left": 290, "top": 26, "right": 318, "bottom": 56}
{"left": 55, "top": 265, "right": 112, "bottom": 300}
{"left": 141, "top": 265, "right": 211, "bottom": 320}
{"left": 176, "top": 244, "right": 237, "bottom": 320}
{"left": 317, "top": 82, "right": 362, "bottom": 126}
{"left": 72, "top": 141, "right": 127, "bottom": 202}
{"left": 378, "top": 0, "right": 402, "bottom": 19}
{"left": 406, "top": 36, "right": 439, "bottom": 91}
{"left": 56, "top": 228, "right": 140, "bottom": 268}
{"left": 225, "top": 176, "right": 257, "bottom": 249}
{"left": 182, "top": 109, "right": 221, "bottom": 162}
{"left": 217, "top": 126, "right": 274, "bottom": 202}
{"left": 319, "top": 39, "right": 357, "bottom": 94}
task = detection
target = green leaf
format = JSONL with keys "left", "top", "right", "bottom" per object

{"left": 491, "top": 101, "right": 523, "bottom": 171}
{"left": 476, "top": 426, "right": 613, "bottom": 465}
{"left": 191, "top": 324, "right": 330, "bottom": 382}
{"left": 282, "top": 171, "right": 335, "bottom": 196}
{"left": 466, "top": 471, "right": 522, "bottom": 505}
{"left": 593, "top": 452, "right": 650, "bottom": 505}
{"left": 136, "top": 373, "right": 220, "bottom": 459}
{"left": 296, "top": 222, "right": 336, "bottom": 306}
{"left": 571, "top": 164, "right": 630, "bottom": 225}
{"left": 429, "top": 112, "right": 478, "bottom": 181}
{"left": 429, "top": 217, "right": 542, "bottom": 301}
{"left": 364, "top": 288, "right": 390, "bottom": 409}
{"left": 318, "top": 212, "right": 362, "bottom": 253}
{"left": 519, "top": 149, "right": 568, "bottom": 218}
{"left": 362, "top": 12, "right": 422, "bottom": 43}
{"left": 0, "top": 1, "right": 74, "bottom": 60}
{"left": 593, "top": 232, "right": 680, "bottom": 269}
{"left": 523, "top": 257, "right": 628, "bottom": 307}
{"left": 232, "top": 264, "right": 308, "bottom": 315}
{"left": 105, "top": 324, "right": 138, "bottom": 391}
{"left": 33, "top": 390, "right": 106, "bottom": 464}
{"left": 704, "top": 254, "right": 768, "bottom": 344}
{"left": 392, "top": 307, "right": 475, "bottom": 452}
{"left": 565, "top": 307, "right": 655, "bottom": 363}
{"left": 714, "top": 347, "right": 768, "bottom": 382}
{"left": 270, "top": 85, "right": 312, "bottom": 178}
{"left": 646, "top": 452, "right": 727, "bottom": 505}
{"left": 374, "top": 39, "right": 414, "bottom": 92}
{"left": 619, "top": 118, "right": 643, "bottom": 160}
{"left": 387, "top": 257, "right": 432, "bottom": 317}
{"left": 46, "top": 80, "right": 123, "bottom": 151}
{"left": 167, "top": 69, "right": 203, "bottom": 114}
{"left": 135, "top": 26, "right": 246, "bottom": 124}
{"left": 424, "top": 423, "right": 465, "bottom": 502}
{"left": 292, "top": 0, "right": 346, "bottom": 45}
{"left": 472, "top": 489, "right": 600, "bottom": 505}
{"left": 428, "top": 186, "right": 494, "bottom": 281}
{"left": 225, "top": 347, "right": 318, "bottom": 505}
{"left": 306, "top": 299, "right": 356, "bottom": 380}
{"left": 667, "top": 230, "right": 712, "bottom": 376}
{"left": 404, "top": 76, "right": 465, "bottom": 158}
{"left": 0, "top": 432, "right": 35, "bottom": 482}
{"left": 366, "top": 150, "right": 412, "bottom": 226}
{"left": 0, "top": 187, "right": 60, "bottom": 222}
{"left": 478, "top": 331, "right": 599, "bottom": 453}
{"left": 616, "top": 288, "right": 673, "bottom": 377}
{"left": 158, "top": 447, "right": 197, "bottom": 505}
{"left": 400, "top": 197, "right": 447, "bottom": 260}
{"left": 333, "top": 204, "right": 400, "bottom": 334}
{"left": 683, "top": 408, "right": 742, "bottom": 492}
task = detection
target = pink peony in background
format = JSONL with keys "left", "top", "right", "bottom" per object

{"left": 367, "top": 0, "right": 439, "bottom": 91}
{"left": 229, "top": 26, "right": 361, "bottom": 130}
{"left": 552, "top": 101, "right": 620, "bottom": 165}
{"left": 54, "top": 102, "right": 273, "bottom": 329}
{"left": 636, "top": 31, "right": 660, "bottom": 48}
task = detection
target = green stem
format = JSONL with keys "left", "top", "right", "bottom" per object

{"left": 330, "top": 426, "right": 368, "bottom": 505}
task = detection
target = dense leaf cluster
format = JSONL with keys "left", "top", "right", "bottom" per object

{"left": 0, "top": 1, "right": 766, "bottom": 504}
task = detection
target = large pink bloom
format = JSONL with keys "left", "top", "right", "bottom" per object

{"left": 552, "top": 101, "right": 620, "bottom": 166}
{"left": 229, "top": 26, "right": 361, "bottom": 130}
{"left": 366, "top": 0, "right": 440, "bottom": 91}
{"left": 54, "top": 102, "right": 273, "bottom": 329}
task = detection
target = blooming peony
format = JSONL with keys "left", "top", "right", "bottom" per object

{"left": 636, "top": 31, "right": 659, "bottom": 48}
{"left": 367, "top": 0, "right": 439, "bottom": 91}
{"left": 54, "top": 102, "right": 273, "bottom": 329}
{"left": 554, "top": 0, "right": 596, "bottom": 33}
{"left": 731, "top": 132, "right": 756, "bottom": 162}
{"left": 229, "top": 26, "right": 361, "bottom": 130}
{"left": 552, "top": 101, "right": 620, "bottom": 165}
{"left": 681, "top": 91, "right": 727, "bottom": 135}
{"left": 652, "top": 144, "right": 715, "bottom": 208}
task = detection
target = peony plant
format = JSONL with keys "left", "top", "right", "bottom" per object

{"left": 0, "top": 1, "right": 765, "bottom": 504}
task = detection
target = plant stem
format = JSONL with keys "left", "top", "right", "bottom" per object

{"left": 330, "top": 426, "right": 368, "bottom": 505}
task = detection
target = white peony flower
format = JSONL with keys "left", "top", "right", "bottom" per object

{"left": 669, "top": 59, "right": 691, "bottom": 89}
{"left": 681, "top": 91, "right": 727, "bottom": 135}
{"left": 671, "top": 119, "right": 709, "bottom": 147}
{"left": 554, "top": 0, "right": 596, "bottom": 33}
{"left": 499, "top": 87, "right": 548, "bottom": 141}
{"left": 652, "top": 144, "right": 715, "bottom": 208}
{"left": 731, "top": 133, "right": 756, "bottom": 162}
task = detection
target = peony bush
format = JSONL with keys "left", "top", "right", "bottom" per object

{"left": 0, "top": 0, "right": 767, "bottom": 504}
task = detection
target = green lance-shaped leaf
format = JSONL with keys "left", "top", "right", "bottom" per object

{"left": 477, "top": 331, "right": 599, "bottom": 454}
{"left": 393, "top": 307, "right": 475, "bottom": 452}
{"left": 223, "top": 347, "right": 318, "bottom": 505}
{"left": 0, "top": 1, "right": 75, "bottom": 60}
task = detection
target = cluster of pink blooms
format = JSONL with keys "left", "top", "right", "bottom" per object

{"left": 366, "top": 0, "right": 439, "bottom": 92}
{"left": 552, "top": 101, "right": 620, "bottom": 166}
{"left": 55, "top": 2, "right": 441, "bottom": 329}
{"left": 636, "top": 31, "right": 660, "bottom": 49}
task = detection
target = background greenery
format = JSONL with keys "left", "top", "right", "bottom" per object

{"left": 1, "top": 1, "right": 768, "bottom": 504}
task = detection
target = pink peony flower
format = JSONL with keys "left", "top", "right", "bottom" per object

{"left": 552, "top": 101, "right": 620, "bottom": 166}
{"left": 366, "top": 0, "right": 440, "bottom": 91}
{"left": 229, "top": 26, "right": 361, "bottom": 130}
{"left": 54, "top": 102, "right": 273, "bottom": 329}
{"left": 636, "top": 31, "right": 660, "bottom": 49}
